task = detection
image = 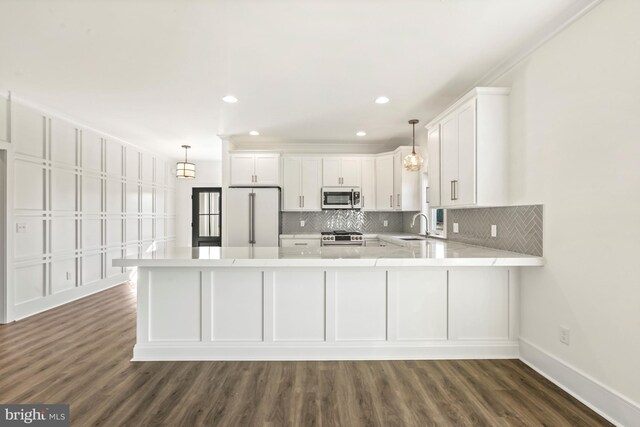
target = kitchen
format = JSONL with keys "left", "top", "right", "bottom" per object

{"left": 1, "top": 1, "right": 639, "bottom": 426}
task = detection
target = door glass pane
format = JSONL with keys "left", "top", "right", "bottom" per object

{"left": 199, "top": 193, "right": 210, "bottom": 214}
{"left": 211, "top": 193, "right": 220, "bottom": 214}
{"left": 199, "top": 214, "right": 220, "bottom": 237}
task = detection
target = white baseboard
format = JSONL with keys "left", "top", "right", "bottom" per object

{"left": 11, "top": 273, "right": 131, "bottom": 321}
{"left": 519, "top": 338, "right": 640, "bottom": 427}
{"left": 132, "top": 341, "right": 520, "bottom": 361}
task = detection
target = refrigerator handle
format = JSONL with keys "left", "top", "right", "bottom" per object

{"left": 249, "top": 192, "right": 256, "bottom": 244}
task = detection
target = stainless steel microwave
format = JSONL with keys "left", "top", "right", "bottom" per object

{"left": 321, "top": 187, "right": 361, "bottom": 209}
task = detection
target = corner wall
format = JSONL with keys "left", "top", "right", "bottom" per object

{"left": 4, "top": 95, "right": 176, "bottom": 322}
{"left": 494, "top": 0, "right": 640, "bottom": 421}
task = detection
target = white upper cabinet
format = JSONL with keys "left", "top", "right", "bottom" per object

{"left": 282, "top": 157, "right": 321, "bottom": 211}
{"left": 360, "top": 158, "right": 376, "bottom": 211}
{"left": 322, "top": 157, "right": 361, "bottom": 187}
{"left": 426, "top": 125, "right": 441, "bottom": 208}
{"left": 395, "top": 147, "right": 421, "bottom": 211}
{"left": 427, "top": 87, "right": 509, "bottom": 208}
{"left": 50, "top": 118, "right": 78, "bottom": 167}
{"left": 230, "top": 153, "right": 280, "bottom": 186}
{"left": 375, "top": 155, "right": 394, "bottom": 210}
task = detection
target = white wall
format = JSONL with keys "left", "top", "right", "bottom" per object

{"left": 175, "top": 159, "right": 222, "bottom": 247}
{"left": 4, "top": 96, "right": 176, "bottom": 321}
{"left": 495, "top": 0, "right": 640, "bottom": 408}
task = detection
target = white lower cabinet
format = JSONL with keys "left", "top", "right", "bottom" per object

{"left": 135, "top": 266, "right": 518, "bottom": 361}
{"left": 280, "top": 238, "right": 321, "bottom": 248}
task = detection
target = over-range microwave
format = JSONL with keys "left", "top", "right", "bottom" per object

{"left": 321, "top": 187, "right": 361, "bottom": 209}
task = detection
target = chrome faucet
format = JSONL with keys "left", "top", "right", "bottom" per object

{"left": 411, "top": 212, "right": 430, "bottom": 236}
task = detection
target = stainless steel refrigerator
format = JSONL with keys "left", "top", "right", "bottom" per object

{"left": 226, "top": 187, "right": 280, "bottom": 247}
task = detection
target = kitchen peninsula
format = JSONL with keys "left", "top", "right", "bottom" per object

{"left": 115, "top": 237, "right": 543, "bottom": 361}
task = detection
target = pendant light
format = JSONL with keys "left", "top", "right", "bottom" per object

{"left": 403, "top": 119, "right": 424, "bottom": 171}
{"left": 176, "top": 145, "right": 196, "bottom": 179}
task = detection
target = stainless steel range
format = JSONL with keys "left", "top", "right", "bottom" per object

{"left": 320, "top": 230, "right": 364, "bottom": 246}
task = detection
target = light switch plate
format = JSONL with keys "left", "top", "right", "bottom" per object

{"left": 300, "top": 220, "right": 305, "bottom": 227}
{"left": 491, "top": 224, "right": 497, "bottom": 237}
{"left": 16, "top": 223, "right": 27, "bottom": 233}
{"left": 453, "top": 223, "right": 459, "bottom": 233}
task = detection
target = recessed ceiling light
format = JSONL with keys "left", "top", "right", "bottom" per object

{"left": 356, "top": 131, "right": 367, "bottom": 137}
{"left": 375, "top": 96, "right": 389, "bottom": 104}
{"left": 249, "top": 131, "right": 260, "bottom": 136}
{"left": 222, "top": 95, "right": 238, "bottom": 103}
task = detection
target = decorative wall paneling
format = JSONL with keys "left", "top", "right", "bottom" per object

{"left": 7, "top": 98, "right": 176, "bottom": 320}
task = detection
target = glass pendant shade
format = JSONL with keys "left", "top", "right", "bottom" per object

{"left": 403, "top": 151, "right": 424, "bottom": 171}
{"left": 404, "top": 119, "right": 423, "bottom": 171}
{"left": 176, "top": 145, "right": 196, "bottom": 179}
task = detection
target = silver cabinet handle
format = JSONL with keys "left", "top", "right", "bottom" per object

{"left": 254, "top": 174, "right": 258, "bottom": 183}
{"left": 362, "top": 195, "right": 365, "bottom": 208}
{"left": 249, "top": 192, "right": 256, "bottom": 244}
{"left": 302, "top": 195, "right": 304, "bottom": 207}
{"left": 450, "top": 181, "right": 455, "bottom": 201}
{"left": 426, "top": 187, "right": 430, "bottom": 204}
{"left": 294, "top": 242, "right": 307, "bottom": 246}
{"left": 299, "top": 195, "right": 302, "bottom": 208}
{"left": 397, "top": 194, "right": 401, "bottom": 207}
{"left": 453, "top": 180, "right": 458, "bottom": 201}
{"left": 390, "top": 195, "right": 393, "bottom": 208}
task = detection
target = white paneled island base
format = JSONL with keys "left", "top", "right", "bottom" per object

{"left": 132, "top": 266, "right": 520, "bottom": 361}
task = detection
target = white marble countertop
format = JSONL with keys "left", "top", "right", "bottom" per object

{"left": 114, "top": 237, "right": 544, "bottom": 268}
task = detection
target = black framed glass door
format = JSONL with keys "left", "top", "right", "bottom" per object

{"left": 192, "top": 187, "right": 222, "bottom": 247}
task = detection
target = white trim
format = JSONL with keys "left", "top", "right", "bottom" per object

{"left": 133, "top": 340, "right": 519, "bottom": 361}
{"left": 12, "top": 273, "right": 131, "bottom": 321}
{"left": 520, "top": 338, "right": 640, "bottom": 427}
{"left": 0, "top": 149, "right": 6, "bottom": 323}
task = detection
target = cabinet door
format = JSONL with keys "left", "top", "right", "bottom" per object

{"left": 426, "top": 126, "right": 441, "bottom": 208}
{"left": 230, "top": 155, "right": 255, "bottom": 186}
{"left": 361, "top": 158, "right": 376, "bottom": 210}
{"left": 456, "top": 100, "right": 477, "bottom": 206}
{"left": 322, "top": 158, "right": 341, "bottom": 186}
{"left": 301, "top": 158, "right": 321, "bottom": 211}
{"left": 440, "top": 114, "right": 459, "bottom": 206}
{"left": 254, "top": 154, "right": 280, "bottom": 185}
{"left": 282, "top": 157, "right": 302, "bottom": 211}
{"left": 340, "top": 157, "right": 361, "bottom": 187}
{"left": 393, "top": 152, "right": 402, "bottom": 210}
{"left": 375, "top": 155, "right": 394, "bottom": 210}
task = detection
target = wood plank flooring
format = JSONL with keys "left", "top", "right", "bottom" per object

{"left": 0, "top": 283, "right": 612, "bottom": 426}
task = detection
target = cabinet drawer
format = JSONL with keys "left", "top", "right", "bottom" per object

{"left": 280, "top": 238, "right": 321, "bottom": 248}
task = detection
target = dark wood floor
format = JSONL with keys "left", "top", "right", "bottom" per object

{"left": 0, "top": 284, "right": 611, "bottom": 427}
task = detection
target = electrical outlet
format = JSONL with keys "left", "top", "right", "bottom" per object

{"left": 300, "top": 220, "right": 305, "bottom": 227}
{"left": 491, "top": 224, "right": 497, "bottom": 237}
{"left": 559, "top": 326, "right": 570, "bottom": 345}
{"left": 16, "top": 223, "right": 27, "bottom": 233}
{"left": 453, "top": 223, "right": 459, "bottom": 233}
{"left": 383, "top": 220, "right": 388, "bottom": 227}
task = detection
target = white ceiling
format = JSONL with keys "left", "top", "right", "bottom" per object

{"left": 0, "top": 0, "right": 596, "bottom": 160}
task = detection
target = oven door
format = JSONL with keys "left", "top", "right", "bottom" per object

{"left": 322, "top": 188, "right": 353, "bottom": 209}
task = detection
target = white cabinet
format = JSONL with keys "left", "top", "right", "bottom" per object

{"left": 280, "top": 237, "right": 321, "bottom": 248}
{"left": 375, "top": 155, "right": 394, "bottom": 210}
{"left": 322, "top": 157, "right": 361, "bottom": 187}
{"left": 427, "top": 87, "right": 509, "bottom": 208}
{"left": 230, "top": 153, "right": 280, "bottom": 186}
{"left": 375, "top": 149, "right": 420, "bottom": 211}
{"left": 426, "top": 125, "right": 441, "bottom": 208}
{"left": 282, "top": 157, "right": 321, "bottom": 211}
{"left": 393, "top": 149, "right": 421, "bottom": 211}
{"left": 360, "top": 158, "right": 376, "bottom": 210}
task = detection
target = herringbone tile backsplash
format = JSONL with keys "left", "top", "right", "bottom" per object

{"left": 282, "top": 211, "right": 405, "bottom": 233}
{"left": 446, "top": 205, "right": 543, "bottom": 256}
